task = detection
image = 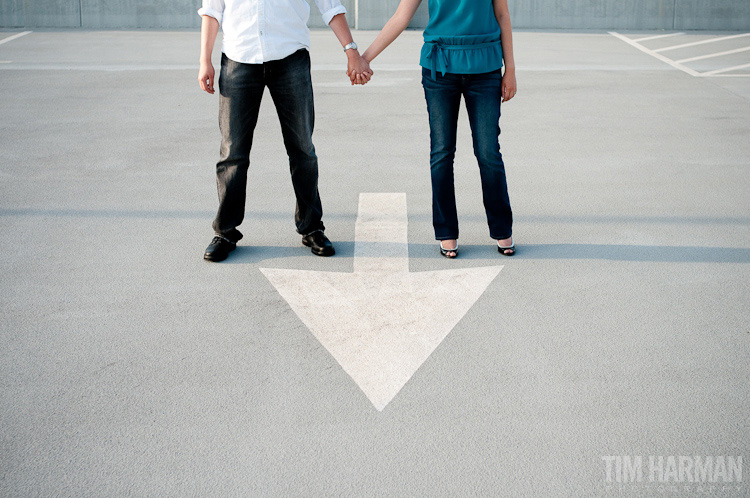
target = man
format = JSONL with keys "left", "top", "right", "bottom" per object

{"left": 198, "top": 0, "right": 372, "bottom": 262}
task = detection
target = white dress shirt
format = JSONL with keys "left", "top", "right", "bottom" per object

{"left": 198, "top": 0, "right": 346, "bottom": 64}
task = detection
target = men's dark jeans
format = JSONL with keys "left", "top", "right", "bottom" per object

{"left": 422, "top": 67, "right": 513, "bottom": 241}
{"left": 213, "top": 49, "right": 324, "bottom": 242}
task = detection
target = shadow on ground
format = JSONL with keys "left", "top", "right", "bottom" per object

{"left": 219, "top": 242, "right": 750, "bottom": 265}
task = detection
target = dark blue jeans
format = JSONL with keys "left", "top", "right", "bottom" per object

{"left": 422, "top": 67, "right": 513, "bottom": 241}
{"left": 213, "top": 49, "right": 324, "bottom": 242}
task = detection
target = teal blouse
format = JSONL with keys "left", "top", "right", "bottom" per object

{"left": 419, "top": 0, "right": 504, "bottom": 78}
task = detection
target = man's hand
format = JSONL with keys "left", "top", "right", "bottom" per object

{"left": 501, "top": 67, "right": 516, "bottom": 102}
{"left": 326, "top": 13, "right": 373, "bottom": 85}
{"left": 346, "top": 51, "right": 373, "bottom": 85}
{"left": 198, "top": 60, "right": 215, "bottom": 94}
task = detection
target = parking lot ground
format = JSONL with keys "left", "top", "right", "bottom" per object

{"left": 1, "top": 29, "right": 748, "bottom": 497}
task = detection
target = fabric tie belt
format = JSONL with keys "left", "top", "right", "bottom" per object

{"left": 424, "top": 40, "right": 501, "bottom": 79}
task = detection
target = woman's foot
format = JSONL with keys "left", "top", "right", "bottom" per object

{"left": 439, "top": 239, "right": 458, "bottom": 258}
{"left": 497, "top": 237, "right": 515, "bottom": 256}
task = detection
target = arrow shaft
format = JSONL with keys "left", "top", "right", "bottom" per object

{"left": 354, "top": 193, "right": 409, "bottom": 274}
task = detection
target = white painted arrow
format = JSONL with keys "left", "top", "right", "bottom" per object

{"left": 260, "top": 193, "right": 502, "bottom": 411}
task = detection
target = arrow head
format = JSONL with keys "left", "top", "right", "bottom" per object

{"left": 260, "top": 265, "right": 502, "bottom": 410}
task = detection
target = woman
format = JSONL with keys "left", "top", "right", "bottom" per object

{"left": 361, "top": 0, "right": 517, "bottom": 257}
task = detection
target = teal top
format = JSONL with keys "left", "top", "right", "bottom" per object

{"left": 419, "top": 0, "right": 503, "bottom": 78}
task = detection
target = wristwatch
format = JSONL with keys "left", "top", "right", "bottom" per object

{"left": 343, "top": 42, "right": 358, "bottom": 52}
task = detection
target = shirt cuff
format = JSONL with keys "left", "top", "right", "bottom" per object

{"left": 197, "top": 7, "right": 223, "bottom": 25}
{"left": 320, "top": 5, "right": 346, "bottom": 26}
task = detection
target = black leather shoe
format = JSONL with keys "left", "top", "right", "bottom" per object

{"left": 302, "top": 230, "right": 335, "bottom": 257}
{"left": 204, "top": 236, "right": 236, "bottom": 262}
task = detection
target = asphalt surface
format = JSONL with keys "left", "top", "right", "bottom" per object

{"left": 0, "top": 29, "right": 748, "bottom": 496}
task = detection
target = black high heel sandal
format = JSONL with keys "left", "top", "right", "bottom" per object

{"left": 497, "top": 238, "right": 515, "bottom": 256}
{"left": 440, "top": 241, "right": 459, "bottom": 259}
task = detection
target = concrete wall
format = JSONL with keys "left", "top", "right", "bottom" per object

{"left": 82, "top": 0, "right": 198, "bottom": 29}
{"left": 675, "top": 0, "right": 750, "bottom": 30}
{"left": 1, "top": 0, "right": 749, "bottom": 30}
{"left": 0, "top": 0, "right": 355, "bottom": 28}
{"left": 509, "top": 0, "right": 675, "bottom": 30}
{"left": 357, "top": 0, "right": 428, "bottom": 30}
{"left": 0, "top": 0, "right": 80, "bottom": 28}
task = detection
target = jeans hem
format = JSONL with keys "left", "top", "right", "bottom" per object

{"left": 491, "top": 232, "right": 513, "bottom": 240}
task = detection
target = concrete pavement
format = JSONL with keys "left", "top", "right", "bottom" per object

{"left": 0, "top": 29, "right": 748, "bottom": 496}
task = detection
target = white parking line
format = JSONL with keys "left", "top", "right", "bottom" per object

{"left": 609, "top": 31, "right": 700, "bottom": 76}
{"left": 677, "top": 46, "right": 750, "bottom": 63}
{"left": 701, "top": 62, "right": 750, "bottom": 76}
{"left": 654, "top": 33, "right": 750, "bottom": 53}
{"left": 0, "top": 31, "right": 31, "bottom": 46}
{"left": 633, "top": 32, "right": 684, "bottom": 43}
{"left": 611, "top": 31, "right": 750, "bottom": 78}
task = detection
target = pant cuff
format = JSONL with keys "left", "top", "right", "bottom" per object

{"left": 215, "top": 228, "right": 243, "bottom": 244}
{"left": 491, "top": 232, "right": 512, "bottom": 240}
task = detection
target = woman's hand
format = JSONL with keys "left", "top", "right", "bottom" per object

{"left": 501, "top": 68, "right": 516, "bottom": 102}
{"left": 346, "top": 51, "right": 373, "bottom": 85}
{"left": 198, "top": 60, "right": 215, "bottom": 94}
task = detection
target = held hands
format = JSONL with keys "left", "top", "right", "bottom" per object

{"left": 501, "top": 67, "right": 517, "bottom": 102}
{"left": 346, "top": 50, "right": 373, "bottom": 85}
{"left": 198, "top": 60, "right": 215, "bottom": 94}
